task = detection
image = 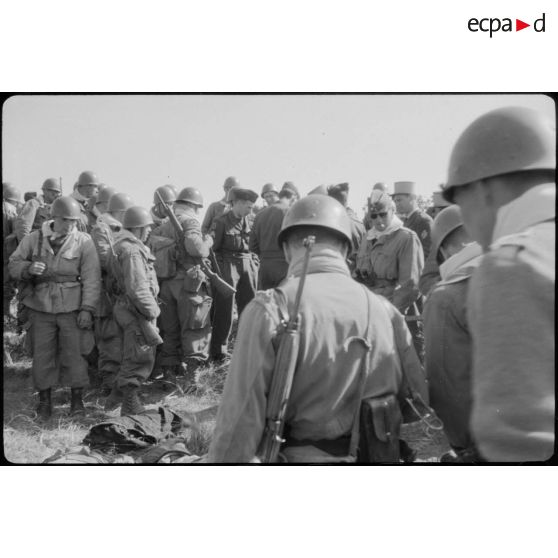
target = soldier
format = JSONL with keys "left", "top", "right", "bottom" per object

{"left": 261, "top": 183, "right": 279, "bottom": 206}
{"left": 3, "top": 183, "right": 22, "bottom": 319}
{"left": 392, "top": 181, "right": 433, "bottom": 259}
{"left": 249, "top": 184, "right": 298, "bottom": 290}
{"left": 201, "top": 176, "right": 239, "bottom": 235}
{"left": 355, "top": 190, "right": 424, "bottom": 359}
{"left": 441, "top": 106, "right": 555, "bottom": 462}
{"left": 327, "top": 182, "right": 366, "bottom": 271}
{"left": 154, "top": 187, "right": 214, "bottom": 378}
{"left": 210, "top": 187, "right": 259, "bottom": 361}
{"left": 363, "top": 182, "right": 389, "bottom": 230}
{"left": 71, "top": 171, "right": 102, "bottom": 232}
{"left": 106, "top": 206, "right": 160, "bottom": 415}
{"left": 94, "top": 186, "right": 117, "bottom": 215}
{"left": 8, "top": 196, "right": 101, "bottom": 420}
{"left": 150, "top": 185, "right": 177, "bottom": 228}
{"left": 15, "top": 177, "right": 62, "bottom": 241}
{"left": 423, "top": 206, "right": 483, "bottom": 462}
{"left": 208, "top": 195, "right": 427, "bottom": 463}
{"left": 427, "top": 190, "right": 451, "bottom": 219}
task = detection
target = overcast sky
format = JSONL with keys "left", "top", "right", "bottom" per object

{"left": 2, "top": 94, "right": 554, "bottom": 218}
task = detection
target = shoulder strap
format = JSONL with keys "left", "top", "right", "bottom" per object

{"left": 35, "top": 230, "right": 44, "bottom": 260}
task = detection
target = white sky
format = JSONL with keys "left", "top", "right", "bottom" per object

{"left": 2, "top": 94, "right": 554, "bottom": 218}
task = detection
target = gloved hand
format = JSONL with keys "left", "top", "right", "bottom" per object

{"left": 28, "top": 262, "right": 47, "bottom": 276}
{"left": 77, "top": 310, "right": 94, "bottom": 329}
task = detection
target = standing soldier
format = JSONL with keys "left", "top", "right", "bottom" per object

{"left": 8, "top": 196, "right": 101, "bottom": 420}
{"left": 427, "top": 189, "right": 451, "bottom": 219}
{"left": 94, "top": 186, "right": 117, "bottom": 216}
{"left": 150, "top": 185, "right": 177, "bottom": 228}
{"left": 392, "top": 181, "right": 433, "bottom": 259}
{"left": 208, "top": 195, "right": 427, "bottom": 463}
{"left": 106, "top": 206, "right": 161, "bottom": 415}
{"left": 15, "top": 178, "right": 62, "bottom": 241}
{"left": 210, "top": 187, "right": 259, "bottom": 361}
{"left": 441, "top": 106, "right": 555, "bottom": 462}
{"left": 327, "top": 182, "right": 366, "bottom": 271}
{"left": 260, "top": 183, "right": 279, "bottom": 206}
{"left": 71, "top": 171, "right": 102, "bottom": 232}
{"left": 154, "top": 187, "right": 214, "bottom": 379}
{"left": 249, "top": 184, "right": 298, "bottom": 290}
{"left": 201, "top": 176, "right": 239, "bottom": 236}
{"left": 423, "top": 206, "right": 483, "bottom": 462}
{"left": 3, "top": 183, "right": 22, "bottom": 320}
{"left": 363, "top": 182, "right": 389, "bottom": 230}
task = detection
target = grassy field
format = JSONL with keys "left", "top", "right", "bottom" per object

{"left": 3, "top": 326, "right": 448, "bottom": 464}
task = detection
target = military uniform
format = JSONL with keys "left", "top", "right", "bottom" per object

{"left": 418, "top": 249, "right": 441, "bottom": 298}
{"left": 90, "top": 213, "right": 124, "bottom": 388}
{"left": 201, "top": 199, "right": 229, "bottom": 236}
{"left": 208, "top": 248, "right": 426, "bottom": 463}
{"left": 346, "top": 207, "right": 366, "bottom": 271}
{"left": 70, "top": 190, "right": 94, "bottom": 233}
{"left": 467, "top": 183, "right": 555, "bottom": 461}
{"left": 249, "top": 201, "right": 289, "bottom": 290}
{"left": 210, "top": 209, "right": 258, "bottom": 357}
{"left": 423, "top": 244, "right": 482, "bottom": 454}
{"left": 15, "top": 195, "right": 52, "bottom": 242}
{"left": 3, "top": 201, "right": 19, "bottom": 316}
{"left": 109, "top": 229, "right": 160, "bottom": 389}
{"left": 155, "top": 206, "right": 213, "bottom": 366}
{"left": 403, "top": 209, "right": 433, "bottom": 259}
{"left": 8, "top": 221, "right": 101, "bottom": 391}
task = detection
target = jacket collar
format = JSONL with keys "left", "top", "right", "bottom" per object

{"left": 439, "top": 242, "right": 483, "bottom": 284}
{"left": 287, "top": 247, "right": 350, "bottom": 278}
{"left": 491, "top": 183, "right": 555, "bottom": 247}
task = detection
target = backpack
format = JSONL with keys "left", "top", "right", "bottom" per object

{"left": 147, "top": 234, "right": 177, "bottom": 280}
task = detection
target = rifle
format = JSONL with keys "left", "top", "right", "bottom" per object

{"left": 154, "top": 191, "right": 235, "bottom": 298}
{"left": 256, "top": 235, "right": 315, "bottom": 463}
{"left": 106, "top": 230, "right": 163, "bottom": 347}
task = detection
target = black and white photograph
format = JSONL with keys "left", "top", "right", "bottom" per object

{"left": 2, "top": 93, "right": 555, "bottom": 465}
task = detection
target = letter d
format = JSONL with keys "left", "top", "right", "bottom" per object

{"left": 534, "top": 13, "right": 545, "bottom": 32}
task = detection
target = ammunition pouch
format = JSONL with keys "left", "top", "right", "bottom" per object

{"left": 357, "top": 393, "right": 402, "bottom": 463}
{"left": 183, "top": 265, "right": 206, "bottom": 293}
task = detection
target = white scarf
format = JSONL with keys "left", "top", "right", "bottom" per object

{"left": 439, "top": 242, "right": 483, "bottom": 281}
{"left": 366, "top": 214, "right": 403, "bottom": 241}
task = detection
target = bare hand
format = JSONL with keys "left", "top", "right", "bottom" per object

{"left": 28, "top": 262, "right": 46, "bottom": 276}
{"left": 77, "top": 310, "right": 94, "bottom": 329}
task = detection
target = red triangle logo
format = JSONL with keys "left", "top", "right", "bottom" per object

{"left": 516, "top": 19, "right": 530, "bottom": 31}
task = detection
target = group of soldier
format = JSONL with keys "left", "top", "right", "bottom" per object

{"left": 2, "top": 105, "right": 555, "bottom": 463}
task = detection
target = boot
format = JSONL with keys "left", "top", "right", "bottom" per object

{"left": 120, "top": 386, "right": 145, "bottom": 416}
{"left": 104, "top": 385, "right": 123, "bottom": 411}
{"left": 37, "top": 389, "right": 52, "bottom": 421}
{"left": 70, "top": 388, "right": 86, "bottom": 416}
{"left": 161, "top": 366, "right": 177, "bottom": 390}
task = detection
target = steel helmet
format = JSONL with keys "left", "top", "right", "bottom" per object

{"left": 444, "top": 106, "right": 556, "bottom": 202}
{"left": 122, "top": 206, "right": 154, "bottom": 229}
{"left": 372, "top": 182, "right": 388, "bottom": 192}
{"left": 42, "top": 178, "right": 62, "bottom": 192}
{"left": 261, "top": 183, "right": 278, "bottom": 196}
{"left": 3, "top": 182, "right": 22, "bottom": 203}
{"left": 108, "top": 193, "right": 134, "bottom": 213}
{"left": 51, "top": 196, "right": 82, "bottom": 220}
{"left": 431, "top": 205, "right": 463, "bottom": 258}
{"left": 77, "top": 170, "right": 101, "bottom": 188}
{"left": 277, "top": 194, "right": 352, "bottom": 249}
{"left": 154, "top": 185, "right": 177, "bottom": 204}
{"left": 176, "top": 187, "right": 203, "bottom": 207}
{"left": 224, "top": 176, "right": 240, "bottom": 190}
{"left": 96, "top": 186, "right": 117, "bottom": 205}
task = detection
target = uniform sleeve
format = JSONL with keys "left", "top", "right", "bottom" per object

{"left": 8, "top": 233, "right": 35, "bottom": 280}
{"left": 201, "top": 204, "right": 215, "bottom": 236}
{"left": 417, "top": 214, "right": 433, "bottom": 259}
{"left": 212, "top": 217, "right": 225, "bottom": 253}
{"left": 90, "top": 223, "right": 112, "bottom": 270}
{"left": 468, "top": 253, "right": 555, "bottom": 462}
{"left": 182, "top": 218, "right": 213, "bottom": 258}
{"left": 393, "top": 232, "right": 424, "bottom": 312}
{"left": 121, "top": 247, "right": 160, "bottom": 320}
{"left": 79, "top": 237, "right": 101, "bottom": 313}
{"left": 207, "top": 299, "right": 278, "bottom": 462}
{"left": 15, "top": 199, "right": 38, "bottom": 241}
{"left": 248, "top": 214, "right": 261, "bottom": 255}
{"left": 419, "top": 249, "right": 440, "bottom": 297}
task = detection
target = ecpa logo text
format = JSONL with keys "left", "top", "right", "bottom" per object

{"left": 468, "top": 13, "right": 546, "bottom": 37}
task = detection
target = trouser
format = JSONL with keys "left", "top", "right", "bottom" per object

{"left": 258, "top": 258, "right": 288, "bottom": 290}
{"left": 3, "top": 262, "right": 15, "bottom": 316}
{"left": 29, "top": 309, "right": 89, "bottom": 391}
{"left": 210, "top": 256, "right": 258, "bottom": 356}
{"left": 94, "top": 315, "right": 122, "bottom": 387}
{"left": 158, "top": 278, "right": 212, "bottom": 366}
{"left": 113, "top": 301, "right": 156, "bottom": 389}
